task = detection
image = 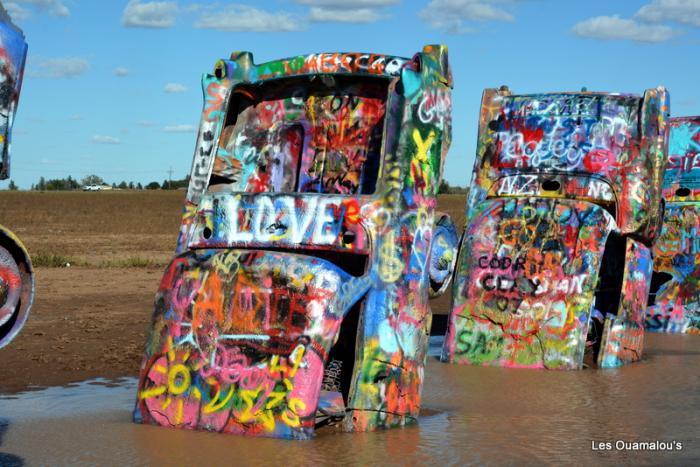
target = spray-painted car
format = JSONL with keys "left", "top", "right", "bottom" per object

{"left": 442, "top": 87, "right": 670, "bottom": 369}
{"left": 134, "top": 45, "right": 458, "bottom": 438}
{"left": 647, "top": 116, "right": 700, "bottom": 334}
{"left": 0, "top": 6, "right": 33, "bottom": 349}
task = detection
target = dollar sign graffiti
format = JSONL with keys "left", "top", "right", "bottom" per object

{"left": 379, "top": 230, "right": 404, "bottom": 283}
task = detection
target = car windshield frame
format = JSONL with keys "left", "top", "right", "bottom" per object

{"left": 206, "top": 73, "right": 392, "bottom": 197}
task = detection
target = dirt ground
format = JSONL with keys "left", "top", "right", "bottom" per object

{"left": 0, "top": 191, "right": 466, "bottom": 393}
{"left": 0, "top": 267, "right": 160, "bottom": 393}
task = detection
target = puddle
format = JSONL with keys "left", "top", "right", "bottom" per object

{"left": 428, "top": 335, "right": 444, "bottom": 358}
{"left": 0, "top": 334, "right": 698, "bottom": 465}
{"left": 0, "top": 378, "right": 137, "bottom": 420}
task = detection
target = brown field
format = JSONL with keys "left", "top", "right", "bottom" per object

{"left": 0, "top": 191, "right": 466, "bottom": 392}
{"left": 0, "top": 190, "right": 185, "bottom": 266}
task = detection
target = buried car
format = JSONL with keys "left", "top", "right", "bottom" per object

{"left": 442, "top": 87, "right": 670, "bottom": 369}
{"left": 134, "top": 45, "right": 458, "bottom": 438}
{"left": 0, "top": 5, "right": 33, "bottom": 349}
{"left": 647, "top": 116, "right": 700, "bottom": 334}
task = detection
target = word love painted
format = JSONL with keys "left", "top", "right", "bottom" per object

{"left": 195, "top": 195, "right": 346, "bottom": 247}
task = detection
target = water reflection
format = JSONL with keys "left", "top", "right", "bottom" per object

{"left": 0, "top": 334, "right": 698, "bottom": 465}
{"left": 0, "top": 418, "right": 24, "bottom": 467}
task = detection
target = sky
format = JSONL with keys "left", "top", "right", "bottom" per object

{"left": 2, "top": 0, "right": 700, "bottom": 189}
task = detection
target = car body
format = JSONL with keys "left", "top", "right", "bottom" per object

{"left": 134, "top": 45, "right": 458, "bottom": 438}
{"left": 647, "top": 116, "right": 700, "bottom": 334}
{"left": 0, "top": 5, "right": 33, "bottom": 349}
{"left": 442, "top": 87, "right": 669, "bottom": 369}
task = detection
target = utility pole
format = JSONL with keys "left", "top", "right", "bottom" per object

{"left": 167, "top": 166, "right": 174, "bottom": 189}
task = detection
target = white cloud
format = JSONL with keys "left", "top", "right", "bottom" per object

{"left": 163, "top": 124, "right": 196, "bottom": 133}
{"left": 297, "top": 0, "right": 398, "bottom": 23}
{"left": 164, "top": 82, "right": 187, "bottom": 93}
{"left": 295, "top": 0, "right": 398, "bottom": 5}
{"left": 635, "top": 0, "right": 700, "bottom": 28}
{"left": 69, "top": 114, "right": 83, "bottom": 121}
{"left": 8, "top": 0, "right": 69, "bottom": 18}
{"left": 5, "top": 3, "right": 31, "bottom": 21}
{"left": 194, "top": 4, "right": 302, "bottom": 32}
{"left": 138, "top": 120, "right": 157, "bottom": 127}
{"left": 113, "top": 67, "right": 129, "bottom": 77}
{"left": 572, "top": 15, "right": 678, "bottom": 42}
{"left": 91, "top": 135, "right": 121, "bottom": 144}
{"left": 122, "top": 0, "right": 178, "bottom": 28}
{"left": 30, "top": 57, "right": 89, "bottom": 79}
{"left": 309, "top": 7, "right": 381, "bottom": 22}
{"left": 420, "top": 0, "right": 516, "bottom": 34}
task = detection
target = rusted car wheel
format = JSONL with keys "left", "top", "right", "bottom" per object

{"left": 0, "top": 231, "right": 34, "bottom": 348}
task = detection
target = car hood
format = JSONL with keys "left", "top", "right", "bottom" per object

{"left": 134, "top": 248, "right": 371, "bottom": 438}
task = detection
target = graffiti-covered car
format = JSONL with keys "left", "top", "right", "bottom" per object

{"left": 134, "top": 45, "right": 458, "bottom": 438}
{"left": 647, "top": 116, "right": 700, "bottom": 334}
{"left": 442, "top": 87, "right": 670, "bottom": 369}
{"left": 0, "top": 6, "right": 33, "bottom": 349}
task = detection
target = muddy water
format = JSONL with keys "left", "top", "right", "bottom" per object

{"left": 1, "top": 334, "right": 698, "bottom": 466}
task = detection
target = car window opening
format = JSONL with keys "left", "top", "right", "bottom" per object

{"left": 208, "top": 74, "right": 389, "bottom": 196}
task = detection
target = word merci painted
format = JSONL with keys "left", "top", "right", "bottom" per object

{"left": 200, "top": 195, "right": 345, "bottom": 245}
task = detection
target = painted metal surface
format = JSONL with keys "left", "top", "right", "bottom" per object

{"left": 0, "top": 5, "right": 33, "bottom": 349}
{"left": 442, "top": 87, "right": 669, "bottom": 369}
{"left": 647, "top": 116, "right": 700, "bottom": 334}
{"left": 134, "top": 45, "right": 457, "bottom": 438}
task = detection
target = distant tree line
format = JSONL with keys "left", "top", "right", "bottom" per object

{"left": 12, "top": 174, "right": 191, "bottom": 191}
{"left": 438, "top": 179, "right": 469, "bottom": 194}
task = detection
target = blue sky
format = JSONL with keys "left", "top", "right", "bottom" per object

{"left": 3, "top": 0, "right": 700, "bottom": 188}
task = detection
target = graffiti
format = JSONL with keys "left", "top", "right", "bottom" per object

{"left": 256, "top": 52, "right": 408, "bottom": 80}
{"left": 0, "top": 7, "right": 33, "bottom": 349}
{"left": 453, "top": 324, "right": 505, "bottom": 362}
{"left": 646, "top": 305, "right": 700, "bottom": 334}
{"left": 599, "top": 319, "right": 644, "bottom": 368}
{"left": 0, "top": 8, "right": 25, "bottom": 180}
{"left": 191, "top": 195, "right": 348, "bottom": 247}
{"left": 443, "top": 197, "right": 612, "bottom": 369}
{"left": 427, "top": 214, "right": 458, "bottom": 297}
{"left": 443, "top": 87, "right": 669, "bottom": 369}
{"left": 494, "top": 174, "right": 616, "bottom": 203}
{"left": 0, "top": 246, "right": 20, "bottom": 318}
{"left": 185, "top": 78, "right": 229, "bottom": 204}
{"left": 136, "top": 45, "right": 457, "bottom": 438}
{"left": 136, "top": 250, "right": 360, "bottom": 437}
{"left": 209, "top": 77, "right": 387, "bottom": 197}
{"left": 477, "top": 256, "right": 525, "bottom": 272}
{"left": 647, "top": 116, "right": 700, "bottom": 334}
{"left": 418, "top": 89, "right": 451, "bottom": 126}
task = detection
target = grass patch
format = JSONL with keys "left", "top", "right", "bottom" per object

{"left": 31, "top": 252, "right": 82, "bottom": 268}
{"left": 31, "top": 252, "right": 165, "bottom": 268}
{"left": 97, "top": 256, "right": 165, "bottom": 268}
